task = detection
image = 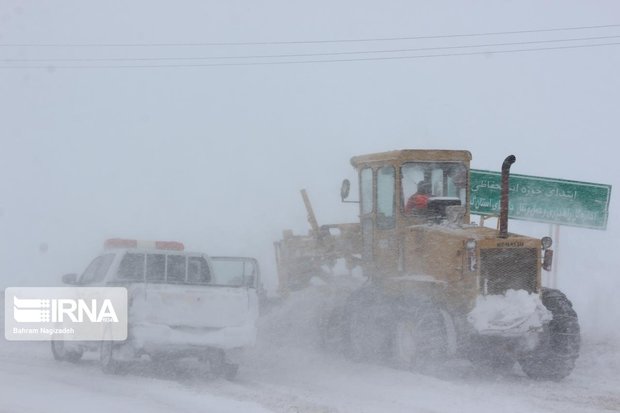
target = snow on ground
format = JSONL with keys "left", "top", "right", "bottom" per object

{"left": 0, "top": 340, "right": 272, "bottom": 413}
{"left": 1, "top": 287, "right": 619, "bottom": 413}
{"left": 226, "top": 285, "right": 620, "bottom": 413}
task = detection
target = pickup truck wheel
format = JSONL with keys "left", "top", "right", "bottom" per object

{"left": 222, "top": 363, "right": 239, "bottom": 380}
{"left": 100, "top": 341, "right": 122, "bottom": 374}
{"left": 51, "top": 341, "right": 83, "bottom": 362}
{"left": 518, "top": 288, "right": 580, "bottom": 381}
{"left": 209, "top": 350, "right": 239, "bottom": 380}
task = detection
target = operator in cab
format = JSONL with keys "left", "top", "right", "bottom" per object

{"left": 405, "top": 180, "right": 432, "bottom": 214}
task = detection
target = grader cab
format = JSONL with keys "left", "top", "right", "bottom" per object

{"left": 275, "top": 149, "right": 580, "bottom": 380}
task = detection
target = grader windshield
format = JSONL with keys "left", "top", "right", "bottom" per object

{"left": 401, "top": 162, "right": 468, "bottom": 215}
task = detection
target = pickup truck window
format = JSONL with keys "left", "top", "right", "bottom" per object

{"left": 146, "top": 254, "right": 165, "bottom": 281}
{"left": 210, "top": 259, "right": 251, "bottom": 287}
{"left": 117, "top": 253, "right": 145, "bottom": 280}
{"left": 167, "top": 255, "right": 186, "bottom": 283}
{"left": 188, "top": 256, "right": 210, "bottom": 283}
{"left": 80, "top": 253, "right": 115, "bottom": 284}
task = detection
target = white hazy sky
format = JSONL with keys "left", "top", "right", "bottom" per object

{"left": 1, "top": 2, "right": 618, "bottom": 338}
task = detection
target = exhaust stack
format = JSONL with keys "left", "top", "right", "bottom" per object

{"left": 499, "top": 155, "right": 516, "bottom": 238}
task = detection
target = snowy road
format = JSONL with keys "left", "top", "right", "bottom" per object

{"left": 1, "top": 290, "right": 619, "bottom": 413}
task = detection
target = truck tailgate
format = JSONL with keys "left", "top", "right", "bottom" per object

{"left": 129, "top": 284, "right": 251, "bottom": 329}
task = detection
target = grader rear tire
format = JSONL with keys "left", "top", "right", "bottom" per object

{"left": 518, "top": 288, "right": 580, "bottom": 381}
{"left": 341, "top": 287, "right": 393, "bottom": 363}
{"left": 319, "top": 305, "right": 349, "bottom": 354}
{"left": 348, "top": 306, "right": 391, "bottom": 362}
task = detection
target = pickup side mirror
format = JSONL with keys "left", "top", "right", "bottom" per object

{"left": 245, "top": 274, "right": 256, "bottom": 288}
{"left": 62, "top": 273, "right": 78, "bottom": 285}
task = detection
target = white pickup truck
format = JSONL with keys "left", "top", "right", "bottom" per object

{"left": 51, "top": 238, "right": 260, "bottom": 379}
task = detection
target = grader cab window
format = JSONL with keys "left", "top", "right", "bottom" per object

{"left": 402, "top": 162, "right": 467, "bottom": 216}
{"left": 360, "top": 167, "right": 373, "bottom": 215}
{"left": 377, "top": 166, "right": 395, "bottom": 229}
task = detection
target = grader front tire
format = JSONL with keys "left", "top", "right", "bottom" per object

{"left": 518, "top": 288, "right": 580, "bottom": 381}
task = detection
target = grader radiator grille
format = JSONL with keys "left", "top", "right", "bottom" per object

{"left": 479, "top": 248, "right": 537, "bottom": 294}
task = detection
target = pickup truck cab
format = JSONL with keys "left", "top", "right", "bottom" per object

{"left": 52, "top": 238, "right": 260, "bottom": 379}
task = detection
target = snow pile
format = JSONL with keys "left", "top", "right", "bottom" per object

{"left": 467, "top": 289, "right": 552, "bottom": 336}
{"left": 257, "top": 286, "right": 334, "bottom": 351}
{"left": 256, "top": 276, "right": 362, "bottom": 351}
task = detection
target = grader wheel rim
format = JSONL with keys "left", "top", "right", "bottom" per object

{"left": 393, "top": 309, "right": 448, "bottom": 370}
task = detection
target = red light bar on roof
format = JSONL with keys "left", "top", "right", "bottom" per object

{"left": 104, "top": 238, "right": 137, "bottom": 249}
{"left": 154, "top": 241, "right": 184, "bottom": 251}
{"left": 104, "top": 238, "right": 184, "bottom": 251}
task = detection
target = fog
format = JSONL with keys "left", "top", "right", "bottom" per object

{"left": 1, "top": 2, "right": 619, "bottom": 412}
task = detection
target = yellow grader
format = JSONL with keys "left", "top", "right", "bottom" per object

{"left": 274, "top": 149, "right": 580, "bottom": 380}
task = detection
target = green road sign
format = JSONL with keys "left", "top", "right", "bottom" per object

{"left": 470, "top": 169, "right": 612, "bottom": 230}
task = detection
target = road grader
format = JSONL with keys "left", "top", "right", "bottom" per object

{"left": 274, "top": 149, "right": 580, "bottom": 380}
